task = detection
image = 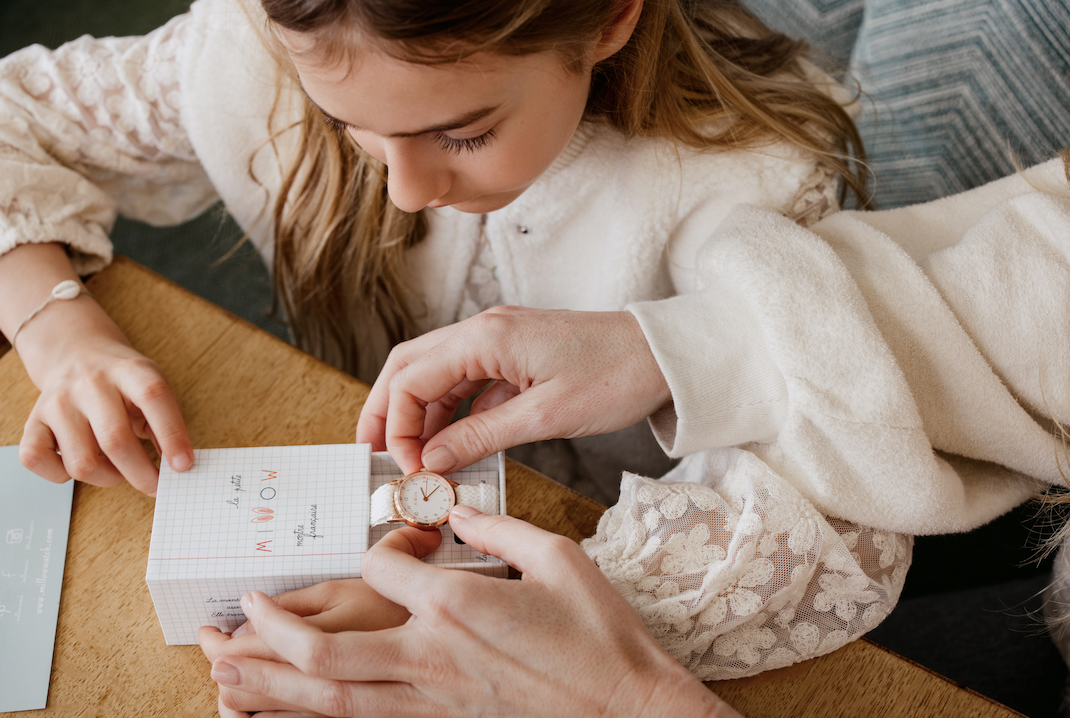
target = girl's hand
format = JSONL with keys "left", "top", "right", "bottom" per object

{"left": 204, "top": 509, "right": 738, "bottom": 718}
{"left": 1, "top": 242, "right": 192, "bottom": 494}
{"left": 18, "top": 314, "right": 193, "bottom": 495}
{"left": 198, "top": 572, "right": 418, "bottom": 684}
{"left": 356, "top": 307, "right": 671, "bottom": 475}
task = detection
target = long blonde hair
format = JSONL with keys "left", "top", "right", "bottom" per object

{"left": 255, "top": 0, "right": 869, "bottom": 376}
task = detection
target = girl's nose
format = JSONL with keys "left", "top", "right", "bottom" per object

{"left": 384, "top": 140, "right": 451, "bottom": 213}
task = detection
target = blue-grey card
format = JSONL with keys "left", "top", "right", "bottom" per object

{"left": 0, "top": 445, "right": 74, "bottom": 712}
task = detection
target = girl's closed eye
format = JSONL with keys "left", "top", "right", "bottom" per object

{"left": 319, "top": 110, "right": 496, "bottom": 155}
{"left": 320, "top": 113, "right": 348, "bottom": 134}
{"left": 434, "top": 128, "right": 497, "bottom": 155}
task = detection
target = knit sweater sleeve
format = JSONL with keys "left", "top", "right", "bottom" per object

{"left": 0, "top": 10, "right": 218, "bottom": 273}
{"left": 582, "top": 159, "right": 1070, "bottom": 680}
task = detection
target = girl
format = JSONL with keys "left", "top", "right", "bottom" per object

{"left": 0, "top": 0, "right": 910, "bottom": 701}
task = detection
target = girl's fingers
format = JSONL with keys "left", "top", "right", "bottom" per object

{"left": 48, "top": 413, "right": 125, "bottom": 488}
{"left": 272, "top": 579, "right": 413, "bottom": 633}
{"left": 19, "top": 419, "right": 69, "bottom": 483}
{"left": 239, "top": 592, "right": 415, "bottom": 683}
{"left": 83, "top": 383, "right": 160, "bottom": 494}
{"left": 121, "top": 362, "right": 193, "bottom": 473}
{"left": 131, "top": 414, "right": 163, "bottom": 458}
{"left": 200, "top": 624, "right": 285, "bottom": 663}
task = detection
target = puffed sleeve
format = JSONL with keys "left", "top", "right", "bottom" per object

{"left": 589, "top": 158, "right": 1070, "bottom": 679}
{"left": 0, "top": 11, "right": 218, "bottom": 273}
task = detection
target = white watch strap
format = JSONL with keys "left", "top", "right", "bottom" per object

{"left": 370, "top": 481, "right": 500, "bottom": 527}
{"left": 370, "top": 483, "right": 397, "bottom": 526}
{"left": 455, "top": 483, "right": 500, "bottom": 516}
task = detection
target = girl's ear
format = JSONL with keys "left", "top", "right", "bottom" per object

{"left": 592, "top": 0, "right": 644, "bottom": 63}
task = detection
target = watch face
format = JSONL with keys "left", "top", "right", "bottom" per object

{"left": 395, "top": 471, "right": 456, "bottom": 528}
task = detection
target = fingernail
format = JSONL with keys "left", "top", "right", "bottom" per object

{"left": 240, "top": 593, "right": 253, "bottom": 615}
{"left": 211, "top": 660, "right": 239, "bottom": 686}
{"left": 231, "top": 621, "right": 250, "bottom": 638}
{"left": 172, "top": 452, "right": 192, "bottom": 472}
{"left": 147, "top": 490, "right": 157, "bottom": 498}
{"left": 423, "top": 445, "right": 457, "bottom": 474}
{"left": 451, "top": 504, "right": 478, "bottom": 520}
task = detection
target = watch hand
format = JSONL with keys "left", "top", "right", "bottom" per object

{"left": 426, "top": 485, "right": 441, "bottom": 499}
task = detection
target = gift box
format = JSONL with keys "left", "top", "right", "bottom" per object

{"left": 146, "top": 444, "right": 506, "bottom": 644}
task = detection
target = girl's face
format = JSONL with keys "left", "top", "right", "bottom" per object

{"left": 284, "top": 34, "right": 594, "bottom": 214}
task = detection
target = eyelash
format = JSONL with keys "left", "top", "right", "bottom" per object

{"left": 320, "top": 112, "right": 496, "bottom": 154}
{"left": 321, "top": 114, "right": 348, "bottom": 133}
{"left": 433, "top": 129, "right": 497, "bottom": 155}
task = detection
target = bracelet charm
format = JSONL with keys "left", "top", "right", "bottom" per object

{"left": 10, "top": 279, "right": 89, "bottom": 351}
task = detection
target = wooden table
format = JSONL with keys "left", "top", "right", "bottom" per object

{"left": 0, "top": 257, "right": 1021, "bottom": 717}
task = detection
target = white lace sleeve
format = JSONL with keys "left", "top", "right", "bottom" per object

{"left": 0, "top": 12, "right": 218, "bottom": 273}
{"left": 582, "top": 451, "right": 911, "bottom": 681}
{"left": 786, "top": 161, "right": 839, "bottom": 228}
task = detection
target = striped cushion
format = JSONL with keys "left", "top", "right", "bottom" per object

{"left": 745, "top": 0, "right": 1070, "bottom": 208}
{"left": 744, "top": 0, "right": 865, "bottom": 72}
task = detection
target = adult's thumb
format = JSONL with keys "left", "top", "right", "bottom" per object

{"left": 448, "top": 506, "right": 574, "bottom": 575}
{"left": 421, "top": 394, "right": 549, "bottom": 474}
{"left": 371, "top": 525, "right": 443, "bottom": 560}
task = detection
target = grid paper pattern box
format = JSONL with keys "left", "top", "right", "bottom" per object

{"left": 146, "top": 444, "right": 507, "bottom": 644}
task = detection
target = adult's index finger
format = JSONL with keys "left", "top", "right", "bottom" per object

{"left": 384, "top": 347, "right": 486, "bottom": 474}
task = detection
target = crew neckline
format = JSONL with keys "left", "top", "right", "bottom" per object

{"left": 540, "top": 121, "right": 596, "bottom": 182}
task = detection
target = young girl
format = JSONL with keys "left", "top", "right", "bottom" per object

{"left": 0, "top": 0, "right": 916, "bottom": 702}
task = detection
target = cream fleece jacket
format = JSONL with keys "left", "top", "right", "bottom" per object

{"left": 631, "top": 159, "right": 1068, "bottom": 535}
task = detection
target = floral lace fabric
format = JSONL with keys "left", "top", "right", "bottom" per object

{"left": 458, "top": 216, "right": 503, "bottom": 320}
{"left": 583, "top": 450, "right": 911, "bottom": 680}
{"left": 788, "top": 161, "right": 839, "bottom": 228}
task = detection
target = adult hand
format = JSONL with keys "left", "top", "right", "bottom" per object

{"left": 355, "top": 307, "right": 671, "bottom": 475}
{"left": 205, "top": 508, "right": 737, "bottom": 718}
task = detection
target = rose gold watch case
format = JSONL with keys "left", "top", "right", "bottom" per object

{"left": 390, "top": 468, "right": 459, "bottom": 530}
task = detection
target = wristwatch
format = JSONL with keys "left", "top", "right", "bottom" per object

{"left": 370, "top": 468, "right": 500, "bottom": 530}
